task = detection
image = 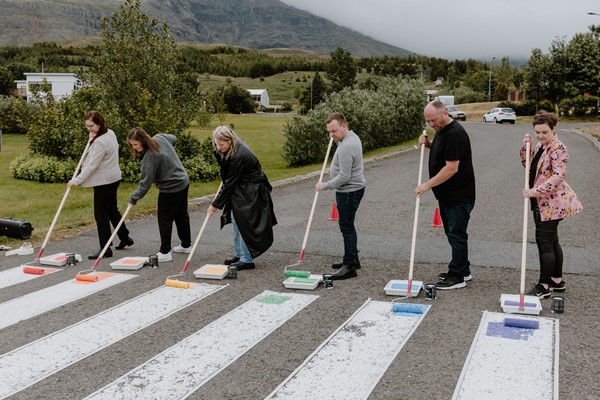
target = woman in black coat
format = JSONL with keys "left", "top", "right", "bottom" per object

{"left": 207, "top": 126, "right": 277, "bottom": 270}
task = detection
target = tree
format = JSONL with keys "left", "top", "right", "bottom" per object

{"left": 222, "top": 84, "right": 255, "bottom": 114}
{"left": 299, "top": 72, "right": 326, "bottom": 111}
{"left": 523, "top": 48, "right": 548, "bottom": 105}
{"left": 564, "top": 30, "right": 600, "bottom": 98}
{"left": 90, "top": 0, "right": 200, "bottom": 140}
{"left": 0, "top": 66, "right": 14, "bottom": 96}
{"left": 325, "top": 47, "right": 356, "bottom": 93}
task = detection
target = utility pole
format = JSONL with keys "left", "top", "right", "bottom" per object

{"left": 488, "top": 57, "right": 496, "bottom": 102}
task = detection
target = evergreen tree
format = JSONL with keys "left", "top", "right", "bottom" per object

{"left": 325, "top": 47, "right": 356, "bottom": 93}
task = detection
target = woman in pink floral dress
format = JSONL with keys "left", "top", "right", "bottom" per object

{"left": 520, "top": 111, "right": 583, "bottom": 298}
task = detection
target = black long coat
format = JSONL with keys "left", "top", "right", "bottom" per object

{"left": 212, "top": 139, "right": 277, "bottom": 258}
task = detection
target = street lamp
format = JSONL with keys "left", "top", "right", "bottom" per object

{"left": 588, "top": 12, "right": 600, "bottom": 16}
{"left": 487, "top": 57, "right": 495, "bottom": 102}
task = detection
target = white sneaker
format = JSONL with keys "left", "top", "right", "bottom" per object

{"left": 173, "top": 245, "right": 192, "bottom": 254}
{"left": 156, "top": 251, "right": 172, "bottom": 262}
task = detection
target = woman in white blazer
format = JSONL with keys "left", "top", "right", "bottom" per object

{"left": 68, "top": 111, "right": 134, "bottom": 259}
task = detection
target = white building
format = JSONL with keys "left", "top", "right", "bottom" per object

{"left": 15, "top": 72, "right": 80, "bottom": 102}
{"left": 247, "top": 89, "right": 270, "bottom": 110}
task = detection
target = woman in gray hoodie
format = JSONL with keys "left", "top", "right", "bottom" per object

{"left": 127, "top": 127, "right": 191, "bottom": 262}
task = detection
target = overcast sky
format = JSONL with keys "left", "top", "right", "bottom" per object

{"left": 279, "top": 0, "right": 600, "bottom": 61}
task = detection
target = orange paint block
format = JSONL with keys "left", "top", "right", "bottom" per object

{"left": 23, "top": 267, "right": 45, "bottom": 275}
{"left": 74, "top": 272, "right": 115, "bottom": 284}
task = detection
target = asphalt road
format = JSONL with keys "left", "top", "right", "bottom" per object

{"left": 1, "top": 121, "right": 599, "bottom": 399}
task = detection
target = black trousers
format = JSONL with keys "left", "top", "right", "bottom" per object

{"left": 533, "top": 208, "right": 563, "bottom": 284}
{"left": 157, "top": 185, "right": 191, "bottom": 253}
{"left": 93, "top": 180, "right": 129, "bottom": 248}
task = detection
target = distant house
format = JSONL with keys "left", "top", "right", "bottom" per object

{"left": 15, "top": 72, "right": 80, "bottom": 102}
{"left": 247, "top": 89, "right": 270, "bottom": 110}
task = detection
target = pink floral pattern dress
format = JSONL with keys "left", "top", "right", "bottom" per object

{"left": 520, "top": 138, "right": 583, "bottom": 222}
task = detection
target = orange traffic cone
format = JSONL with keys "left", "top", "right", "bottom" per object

{"left": 431, "top": 207, "right": 442, "bottom": 227}
{"left": 328, "top": 201, "right": 339, "bottom": 221}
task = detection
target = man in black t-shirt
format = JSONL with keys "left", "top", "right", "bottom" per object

{"left": 415, "top": 100, "right": 476, "bottom": 289}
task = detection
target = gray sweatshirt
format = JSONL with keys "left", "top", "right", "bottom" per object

{"left": 324, "top": 130, "right": 365, "bottom": 192}
{"left": 129, "top": 134, "right": 189, "bottom": 204}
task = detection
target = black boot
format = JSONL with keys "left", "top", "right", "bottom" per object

{"left": 224, "top": 256, "right": 240, "bottom": 265}
{"left": 88, "top": 247, "right": 113, "bottom": 260}
{"left": 331, "top": 264, "right": 357, "bottom": 280}
{"left": 331, "top": 259, "right": 361, "bottom": 270}
{"left": 115, "top": 237, "right": 134, "bottom": 250}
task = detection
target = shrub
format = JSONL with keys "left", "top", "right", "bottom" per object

{"left": 120, "top": 157, "right": 142, "bottom": 183}
{"left": 559, "top": 95, "right": 599, "bottom": 117}
{"left": 181, "top": 155, "right": 220, "bottom": 182}
{"left": 10, "top": 154, "right": 77, "bottom": 183}
{"left": 283, "top": 76, "right": 425, "bottom": 166}
{"left": 0, "top": 96, "right": 37, "bottom": 134}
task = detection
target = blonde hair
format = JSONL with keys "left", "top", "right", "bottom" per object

{"left": 212, "top": 126, "right": 239, "bottom": 158}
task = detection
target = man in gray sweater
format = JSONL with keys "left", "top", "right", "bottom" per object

{"left": 316, "top": 112, "right": 366, "bottom": 280}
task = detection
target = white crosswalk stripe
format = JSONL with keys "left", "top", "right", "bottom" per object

{"left": 0, "top": 283, "right": 226, "bottom": 399}
{"left": 0, "top": 273, "right": 136, "bottom": 331}
{"left": 84, "top": 290, "right": 318, "bottom": 400}
{"left": 0, "top": 265, "right": 61, "bottom": 290}
{"left": 266, "top": 300, "right": 430, "bottom": 400}
{"left": 452, "top": 311, "right": 559, "bottom": 400}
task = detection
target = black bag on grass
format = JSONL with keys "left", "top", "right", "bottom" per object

{"left": 0, "top": 218, "right": 33, "bottom": 240}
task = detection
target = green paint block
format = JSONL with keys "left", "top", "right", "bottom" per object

{"left": 257, "top": 293, "right": 293, "bottom": 304}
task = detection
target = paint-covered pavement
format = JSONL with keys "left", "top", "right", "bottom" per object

{"left": 0, "top": 122, "right": 598, "bottom": 399}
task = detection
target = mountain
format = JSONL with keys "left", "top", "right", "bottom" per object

{"left": 0, "top": 0, "right": 413, "bottom": 57}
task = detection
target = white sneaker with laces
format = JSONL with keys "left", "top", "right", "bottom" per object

{"left": 173, "top": 245, "right": 191, "bottom": 254}
{"left": 156, "top": 251, "right": 172, "bottom": 262}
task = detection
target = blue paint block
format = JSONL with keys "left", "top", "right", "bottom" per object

{"left": 486, "top": 321, "right": 537, "bottom": 341}
{"left": 504, "top": 300, "right": 539, "bottom": 308}
{"left": 504, "top": 318, "right": 539, "bottom": 329}
{"left": 390, "top": 282, "right": 408, "bottom": 290}
{"left": 391, "top": 303, "right": 426, "bottom": 315}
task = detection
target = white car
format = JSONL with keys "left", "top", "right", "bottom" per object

{"left": 483, "top": 108, "right": 516, "bottom": 124}
{"left": 445, "top": 106, "right": 466, "bottom": 121}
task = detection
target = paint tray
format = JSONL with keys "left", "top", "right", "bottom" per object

{"left": 110, "top": 256, "right": 148, "bottom": 270}
{"left": 283, "top": 274, "right": 323, "bottom": 290}
{"left": 38, "top": 252, "right": 83, "bottom": 267}
{"left": 384, "top": 279, "right": 423, "bottom": 297}
{"left": 193, "top": 264, "right": 228, "bottom": 280}
{"left": 500, "top": 294, "right": 542, "bottom": 315}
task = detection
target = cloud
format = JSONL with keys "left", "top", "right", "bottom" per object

{"left": 280, "top": 0, "right": 599, "bottom": 60}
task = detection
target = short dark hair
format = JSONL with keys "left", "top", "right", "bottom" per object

{"left": 532, "top": 110, "right": 558, "bottom": 130}
{"left": 326, "top": 112, "right": 347, "bottom": 126}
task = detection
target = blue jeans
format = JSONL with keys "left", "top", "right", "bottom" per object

{"left": 439, "top": 201, "right": 474, "bottom": 277}
{"left": 336, "top": 187, "right": 365, "bottom": 264}
{"left": 231, "top": 214, "right": 253, "bottom": 263}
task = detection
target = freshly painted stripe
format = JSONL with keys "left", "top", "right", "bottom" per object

{"left": 452, "top": 311, "right": 559, "bottom": 400}
{"left": 0, "top": 283, "right": 226, "bottom": 399}
{"left": 84, "top": 290, "right": 318, "bottom": 400}
{"left": 266, "top": 300, "right": 430, "bottom": 400}
{"left": 0, "top": 273, "right": 136, "bottom": 330}
{"left": 0, "top": 266, "right": 60, "bottom": 290}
